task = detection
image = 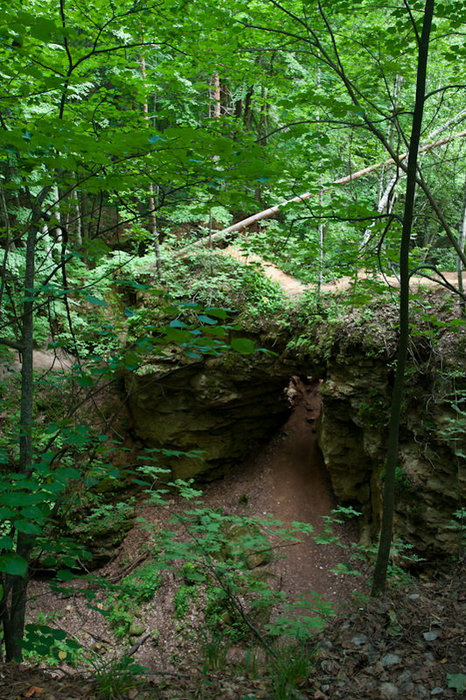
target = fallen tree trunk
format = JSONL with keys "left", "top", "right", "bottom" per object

{"left": 178, "top": 129, "right": 466, "bottom": 254}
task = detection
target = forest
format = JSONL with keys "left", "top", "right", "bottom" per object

{"left": 0, "top": 0, "right": 465, "bottom": 697}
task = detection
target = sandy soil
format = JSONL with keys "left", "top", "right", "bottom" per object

{"left": 221, "top": 245, "right": 466, "bottom": 297}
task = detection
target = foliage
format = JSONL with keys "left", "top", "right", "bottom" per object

{"left": 89, "top": 655, "right": 146, "bottom": 700}
{"left": 100, "top": 562, "right": 161, "bottom": 639}
{"left": 269, "top": 642, "right": 316, "bottom": 700}
{"left": 22, "top": 621, "right": 83, "bottom": 666}
{"left": 446, "top": 509, "right": 466, "bottom": 560}
{"left": 267, "top": 593, "right": 336, "bottom": 641}
{"left": 0, "top": 0, "right": 464, "bottom": 671}
{"left": 447, "top": 673, "right": 466, "bottom": 695}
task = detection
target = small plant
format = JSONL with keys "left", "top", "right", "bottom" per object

{"left": 100, "top": 562, "right": 161, "bottom": 639}
{"left": 22, "top": 622, "right": 83, "bottom": 667}
{"left": 446, "top": 508, "right": 466, "bottom": 560}
{"left": 354, "top": 538, "right": 424, "bottom": 586}
{"left": 269, "top": 643, "right": 315, "bottom": 700}
{"left": 204, "top": 587, "right": 249, "bottom": 643}
{"left": 89, "top": 655, "right": 146, "bottom": 699}
{"left": 394, "top": 465, "right": 413, "bottom": 492}
{"left": 243, "top": 648, "right": 261, "bottom": 678}
{"left": 267, "top": 593, "right": 336, "bottom": 641}
{"left": 74, "top": 500, "right": 135, "bottom": 543}
{"left": 200, "top": 629, "right": 229, "bottom": 672}
{"left": 174, "top": 583, "right": 198, "bottom": 619}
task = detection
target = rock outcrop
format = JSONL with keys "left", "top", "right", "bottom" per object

{"left": 317, "top": 323, "right": 466, "bottom": 560}
{"left": 124, "top": 352, "right": 294, "bottom": 479}
{"left": 123, "top": 294, "right": 466, "bottom": 561}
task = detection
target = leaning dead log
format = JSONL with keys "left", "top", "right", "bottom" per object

{"left": 178, "top": 129, "right": 466, "bottom": 254}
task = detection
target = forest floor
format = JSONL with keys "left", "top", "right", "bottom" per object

{"left": 3, "top": 389, "right": 465, "bottom": 699}
{"left": 2, "top": 250, "right": 465, "bottom": 698}
{"left": 2, "top": 566, "right": 465, "bottom": 699}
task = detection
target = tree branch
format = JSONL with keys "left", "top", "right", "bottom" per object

{"left": 0, "top": 338, "right": 22, "bottom": 351}
{"left": 179, "top": 129, "right": 466, "bottom": 254}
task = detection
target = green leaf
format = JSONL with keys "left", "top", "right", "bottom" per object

{"left": 76, "top": 374, "right": 93, "bottom": 387}
{"left": 56, "top": 569, "right": 76, "bottom": 582}
{"left": 164, "top": 327, "right": 194, "bottom": 343}
{"left": 1, "top": 492, "right": 44, "bottom": 507}
{"left": 198, "top": 315, "right": 217, "bottom": 325}
{"left": 205, "top": 307, "right": 229, "bottom": 319}
{"left": 230, "top": 337, "right": 255, "bottom": 354}
{"left": 0, "top": 507, "right": 16, "bottom": 519}
{"left": 0, "top": 535, "right": 14, "bottom": 550}
{"left": 0, "top": 553, "right": 28, "bottom": 576}
{"left": 53, "top": 466, "right": 81, "bottom": 483}
{"left": 85, "top": 295, "right": 107, "bottom": 307}
{"left": 447, "top": 673, "right": 466, "bottom": 694}
{"left": 21, "top": 506, "right": 44, "bottom": 519}
{"left": 13, "top": 519, "right": 42, "bottom": 535}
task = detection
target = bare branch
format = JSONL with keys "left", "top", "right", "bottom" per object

{"left": 0, "top": 338, "right": 22, "bottom": 351}
{"left": 179, "top": 130, "right": 466, "bottom": 254}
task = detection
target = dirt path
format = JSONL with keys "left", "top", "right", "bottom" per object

{"left": 222, "top": 244, "right": 466, "bottom": 297}
{"left": 220, "top": 246, "right": 306, "bottom": 297}
{"left": 197, "top": 379, "right": 363, "bottom": 606}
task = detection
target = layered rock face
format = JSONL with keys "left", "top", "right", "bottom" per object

{"left": 318, "top": 357, "right": 390, "bottom": 542}
{"left": 123, "top": 314, "right": 466, "bottom": 560}
{"left": 318, "top": 349, "right": 466, "bottom": 560}
{"left": 124, "top": 353, "right": 293, "bottom": 479}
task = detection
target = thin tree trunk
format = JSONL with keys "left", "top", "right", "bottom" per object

{"left": 361, "top": 171, "right": 400, "bottom": 249}
{"left": 210, "top": 73, "right": 221, "bottom": 118}
{"left": 52, "top": 184, "right": 63, "bottom": 242}
{"left": 3, "top": 214, "right": 38, "bottom": 660}
{"left": 141, "top": 50, "right": 161, "bottom": 274}
{"left": 71, "top": 178, "right": 82, "bottom": 247}
{"left": 458, "top": 179, "right": 466, "bottom": 316}
{"left": 1, "top": 180, "right": 50, "bottom": 659}
{"left": 316, "top": 67, "right": 324, "bottom": 298}
{"left": 0, "top": 187, "right": 13, "bottom": 249}
{"left": 371, "top": 0, "right": 434, "bottom": 596}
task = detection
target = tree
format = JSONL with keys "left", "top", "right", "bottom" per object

{"left": 0, "top": 0, "right": 465, "bottom": 661}
{"left": 372, "top": 0, "right": 435, "bottom": 595}
{"left": 0, "top": 0, "right": 281, "bottom": 659}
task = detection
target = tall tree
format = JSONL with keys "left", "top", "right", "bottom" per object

{"left": 372, "top": 0, "right": 435, "bottom": 595}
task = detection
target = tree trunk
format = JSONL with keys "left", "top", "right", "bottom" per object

{"left": 3, "top": 214, "right": 38, "bottom": 660}
{"left": 209, "top": 72, "right": 221, "bottom": 118}
{"left": 458, "top": 178, "right": 466, "bottom": 316}
{"left": 371, "top": 0, "right": 434, "bottom": 596}
{"left": 361, "top": 170, "right": 400, "bottom": 250}
{"left": 71, "top": 179, "right": 82, "bottom": 247}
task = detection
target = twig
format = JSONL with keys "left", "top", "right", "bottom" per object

{"left": 105, "top": 553, "right": 149, "bottom": 583}
{"left": 126, "top": 631, "right": 152, "bottom": 657}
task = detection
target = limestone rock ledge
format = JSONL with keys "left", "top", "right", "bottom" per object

{"left": 319, "top": 352, "right": 466, "bottom": 560}
{"left": 124, "top": 352, "right": 293, "bottom": 480}
{"left": 122, "top": 299, "right": 466, "bottom": 561}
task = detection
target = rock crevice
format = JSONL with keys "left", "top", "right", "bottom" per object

{"left": 124, "top": 311, "right": 466, "bottom": 559}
